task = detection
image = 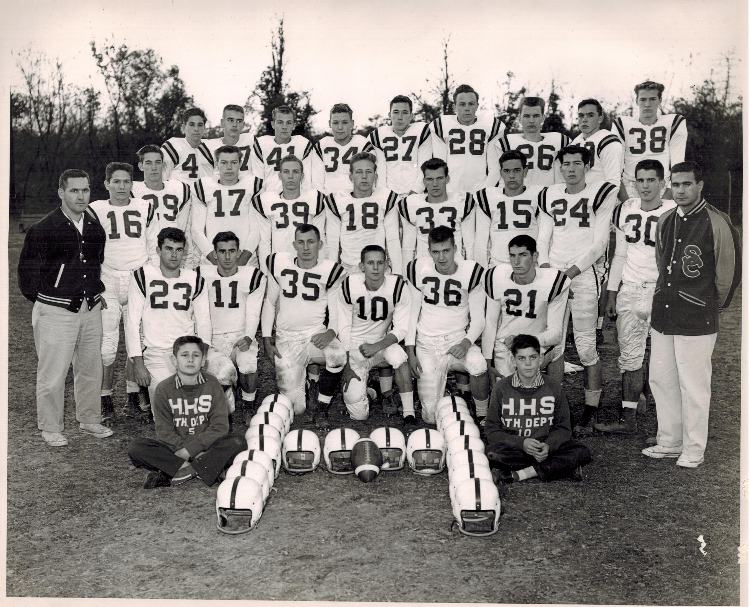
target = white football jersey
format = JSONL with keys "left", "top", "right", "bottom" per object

{"left": 251, "top": 134, "right": 314, "bottom": 193}
{"left": 482, "top": 265, "right": 569, "bottom": 354}
{"left": 611, "top": 113, "right": 687, "bottom": 182}
{"left": 126, "top": 265, "right": 211, "bottom": 355}
{"left": 497, "top": 132, "right": 569, "bottom": 187}
{"left": 368, "top": 122, "right": 432, "bottom": 195}
{"left": 538, "top": 180, "right": 618, "bottom": 269}
{"left": 430, "top": 114, "right": 505, "bottom": 192}
{"left": 89, "top": 198, "right": 157, "bottom": 271}
{"left": 265, "top": 253, "right": 345, "bottom": 334}
{"left": 609, "top": 198, "right": 676, "bottom": 285}
{"left": 474, "top": 185, "right": 542, "bottom": 266}
{"left": 570, "top": 129, "right": 624, "bottom": 186}
{"left": 311, "top": 135, "right": 374, "bottom": 194}
{"left": 338, "top": 273, "right": 410, "bottom": 349}
{"left": 191, "top": 175, "right": 261, "bottom": 262}
{"left": 326, "top": 190, "right": 402, "bottom": 272}
{"left": 399, "top": 193, "right": 475, "bottom": 260}
{"left": 406, "top": 257, "right": 484, "bottom": 339}
{"left": 201, "top": 264, "right": 266, "bottom": 336}
{"left": 205, "top": 133, "right": 256, "bottom": 176}
{"left": 131, "top": 180, "right": 192, "bottom": 234}
{"left": 161, "top": 137, "right": 215, "bottom": 184}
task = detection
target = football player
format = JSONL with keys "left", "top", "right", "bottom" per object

{"left": 251, "top": 105, "right": 314, "bottom": 193}
{"left": 571, "top": 99, "right": 624, "bottom": 186}
{"left": 201, "top": 231, "right": 267, "bottom": 420}
{"left": 161, "top": 107, "right": 215, "bottom": 184}
{"left": 325, "top": 152, "right": 402, "bottom": 274}
{"left": 191, "top": 145, "right": 261, "bottom": 267}
{"left": 430, "top": 84, "right": 505, "bottom": 193}
{"left": 132, "top": 145, "right": 192, "bottom": 241}
{"left": 490, "top": 97, "right": 568, "bottom": 188}
{"left": 536, "top": 145, "right": 618, "bottom": 434}
{"left": 337, "top": 245, "right": 415, "bottom": 424}
{"left": 611, "top": 80, "right": 687, "bottom": 201}
{"left": 474, "top": 150, "right": 542, "bottom": 268}
{"left": 89, "top": 162, "right": 157, "bottom": 420}
{"left": 261, "top": 224, "right": 347, "bottom": 423}
{"left": 204, "top": 104, "right": 256, "bottom": 177}
{"left": 482, "top": 235, "right": 570, "bottom": 385}
{"left": 312, "top": 103, "right": 374, "bottom": 195}
{"left": 126, "top": 227, "right": 212, "bottom": 406}
{"left": 405, "top": 226, "right": 489, "bottom": 424}
{"left": 252, "top": 155, "right": 327, "bottom": 273}
{"left": 400, "top": 158, "right": 475, "bottom": 262}
{"left": 369, "top": 95, "right": 432, "bottom": 195}
{"left": 594, "top": 160, "right": 675, "bottom": 435}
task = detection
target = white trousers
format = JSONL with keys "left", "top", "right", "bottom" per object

{"left": 615, "top": 281, "right": 655, "bottom": 372}
{"left": 649, "top": 329, "right": 717, "bottom": 461}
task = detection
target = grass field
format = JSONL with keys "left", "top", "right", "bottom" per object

{"left": 5, "top": 231, "right": 742, "bottom": 603}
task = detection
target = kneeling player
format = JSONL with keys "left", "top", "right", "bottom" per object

{"left": 482, "top": 235, "right": 569, "bottom": 384}
{"left": 485, "top": 334, "right": 592, "bottom": 483}
{"left": 405, "top": 226, "right": 489, "bottom": 424}
{"left": 202, "top": 231, "right": 267, "bottom": 419}
{"left": 261, "top": 224, "right": 347, "bottom": 422}
{"left": 128, "top": 336, "right": 245, "bottom": 489}
{"left": 337, "top": 245, "right": 416, "bottom": 425}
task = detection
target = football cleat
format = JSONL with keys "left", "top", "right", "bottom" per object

{"left": 451, "top": 477, "right": 502, "bottom": 537}
{"left": 282, "top": 429, "right": 321, "bottom": 474}
{"left": 369, "top": 426, "right": 406, "bottom": 471}
{"left": 323, "top": 427, "right": 361, "bottom": 474}
{"left": 101, "top": 395, "right": 115, "bottom": 423}
{"left": 245, "top": 434, "right": 282, "bottom": 478}
{"left": 225, "top": 460, "right": 272, "bottom": 503}
{"left": 406, "top": 429, "right": 446, "bottom": 475}
{"left": 216, "top": 476, "right": 264, "bottom": 535}
{"left": 402, "top": 415, "right": 418, "bottom": 431}
{"left": 143, "top": 470, "right": 172, "bottom": 489}
{"left": 232, "top": 449, "right": 275, "bottom": 486}
{"left": 381, "top": 390, "right": 400, "bottom": 417}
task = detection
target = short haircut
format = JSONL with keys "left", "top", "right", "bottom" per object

{"left": 557, "top": 144, "right": 591, "bottom": 167}
{"left": 389, "top": 95, "right": 413, "bottom": 112}
{"left": 330, "top": 103, "right": 353, "bottom": 118}
{"left": 349, "top": 152, "right": 377, "bottom": 173}
{"left": 510, "top": 334, "right": 541, "bottom": 355}
{"left": 212, "top": 231, "right": 240, "bottom": 249}
{"left": 360, "top": 244, "right": 386, "bottom": 263}
{"left": 428, "top": 225, "right": 455, "bottom": 247}
{"left": 635, "top": 159, "right": 665, "bottom": 180}
{"left": 214, "top": 145, "right": 241, "bottom": 160}
{"left": 508, "top": 234, "right": 537, "bottom": 254}
{"left": 520, "top": 96, "right": 545, "bottom": 113}
{"left": 634, "top": 80, "right": 665, "bottom": 99}
{"left": 499, "top": 150, "right": 528, "bottom": 169}
{"left": 223, "top": 104, "right": 244, "bottom": 115}
{"left": 453, "top": 84, "right": 478, "bottom": 103}
{"left": 182, "top": 107, "right": 207, "bottom": 123}
{"left": 272, "top": 105, "right": 295, "bottom": 120}
{"left": 294, "top": 223, "right": 320, "bottom": 240}
{"left": 577, "top": 98, "right": 603, "bottom": 115}
{"left": 671, "top": 161, "right": 703, "bottom": 183}
{"left": 59, "top": 169, "right": 90, "bottom": 190}
{"left": 105, "top": 162, "right": 133, "bottom": 181}
{"left": 280, "top": 154, "right": 304, "bottom": 173}
{"left": 421, "top": 157, "right": 449, "bottom": 176}
{"left": 158, "top": 227, "right": 187, "bottom": 248}
{"left": 172, "top": 335, "right": 208, "bottom": 357}
{"left": 136, "top": 144, "right": 163, "bottom": 161}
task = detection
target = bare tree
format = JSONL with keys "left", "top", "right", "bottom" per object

{"left": 413, "top": 37, "right": 455, "bottom": 123}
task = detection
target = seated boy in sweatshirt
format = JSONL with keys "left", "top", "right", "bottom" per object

{"left": 485, "top": 334, "right": 592, "bottom": 483}
{"left": 128, "top": 335, "right": 245, "bottom": 488}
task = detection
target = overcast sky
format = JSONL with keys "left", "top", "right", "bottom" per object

{"left": 1, "top": 0, "right": 746, "bottom": 132}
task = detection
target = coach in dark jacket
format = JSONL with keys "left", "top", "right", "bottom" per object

{"left": 642, "top": 161, "right": 741, "bottom": 468}
{"left": 17, "top": 169, "right": 114, "bottom": 447}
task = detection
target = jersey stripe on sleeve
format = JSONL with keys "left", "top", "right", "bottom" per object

{"left": 593, "top": 182, "right": 617, "bottom": 213}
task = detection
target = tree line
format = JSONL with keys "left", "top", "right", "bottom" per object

{"left": 10, "top": 21, "right": 742, "bottom": 225}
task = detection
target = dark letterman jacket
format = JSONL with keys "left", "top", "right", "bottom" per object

{"left": 17, "top": 207, "right": 106, "bottom": 312}
{"left": 651, "top": 199, "right": 741, "bottom": 336}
